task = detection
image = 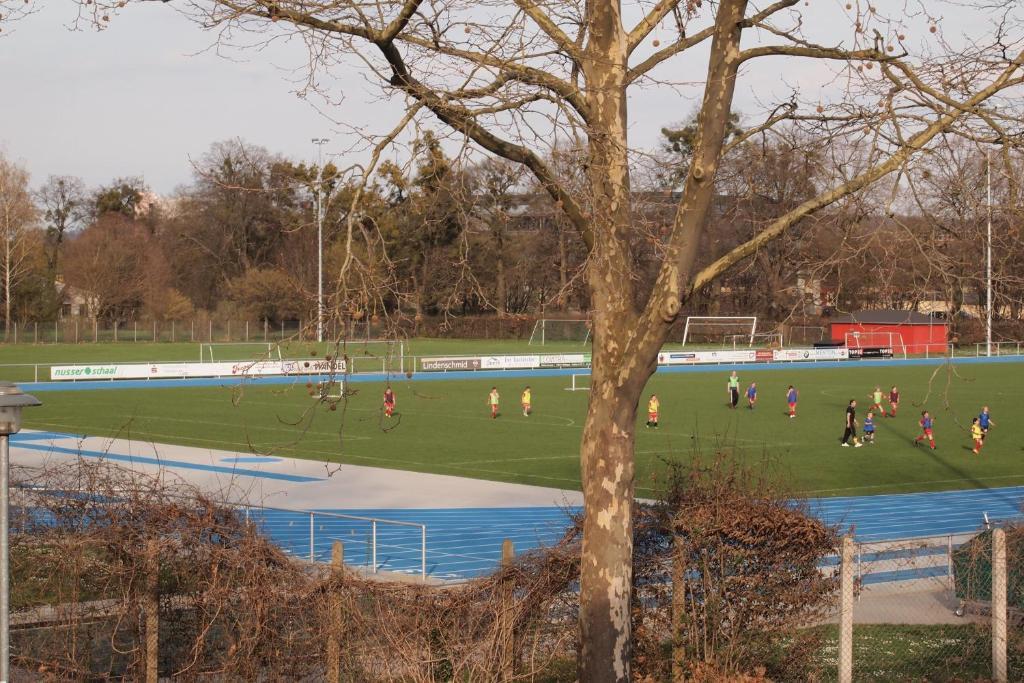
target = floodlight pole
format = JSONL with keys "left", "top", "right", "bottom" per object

{"left": 312, "top": 138, "right": 330, "bottom": 344}
{"left": 986, "top": 151, "right": 993, "bottom": 358}
{"left": 0, "top": 382, "right": 41, "bottom": 683}
{"left": 0, "top": 432, "right": 8, "bottom": 683}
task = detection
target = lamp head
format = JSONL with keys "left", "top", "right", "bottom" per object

{"left": 0, "top": 382, "right": 41, "bottom": 435}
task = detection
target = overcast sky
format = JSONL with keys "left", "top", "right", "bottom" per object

{"left": 0, "top": 1, "right": 1001, "bottom": 195}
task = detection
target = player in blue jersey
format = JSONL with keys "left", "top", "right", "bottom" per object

{"left": 786, "top": 385, "right": 798, "bottom": 418}
{"left": 978, "top": 406, "right": 995, "bottom": 441}
{"left": 914, "top": 411, "right": 936, "bottom": 449}
{"left": 862, "top": 411, "right": 876, "bottom": 444}
{"left": 746, "top": 382, "right": 757, "bottom": 409}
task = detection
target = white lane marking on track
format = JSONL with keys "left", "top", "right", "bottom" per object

{"left": 802, "top": 474, "right": 1024, "bottom": 495}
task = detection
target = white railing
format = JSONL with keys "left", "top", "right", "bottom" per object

{"left": 974, "top": 341, "right": 1024, "bottom": 357}
{"left": 236, "top": 504, "right": 428, "bottom": 581}
{"left": 15, "top": 486, "right": 429, "bottom": 581}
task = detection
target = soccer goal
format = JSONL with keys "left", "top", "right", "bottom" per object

{"left": 724, "top": 331, "right": 784, "bottom": 349}
{"left": 200, "top": 342, "right": 283, "bottom": 362}
{"left": 681, "top": 316, "right": 757, "bottom": 347}
{"left": 529, "top": 319, "right": 592, "bottom": 346}
{"left": 316, "top": 379, "right": 345, "bottom": 400}
{"left": 334, "top": 339, "right": 406, "bottom": 374}
{"left": 844, "top": 331, "right": 908, "bottom": 358}
{"left": 565, "top": 374, "right": 591, "bottom": 392}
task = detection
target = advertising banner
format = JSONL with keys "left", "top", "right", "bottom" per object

{"left": 51, "top": 359, "right": 344, "bottom": 381}
{"left": 480, "top": 355, "right": 542, "bottom": 370}
{"left": 538, "top": 353, "right": 590, "bottom": 367}
{"left": 657, "top": 350, "right": 758, "bottom": 365}
{"left": 772, "top": 348, "right": 850, "bottom": 362}
{"left": 420, "top": 357, "right": 483, "bottom": 371}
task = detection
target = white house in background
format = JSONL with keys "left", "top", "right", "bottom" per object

{"left": 55, "top": 279, "right": 94, "bottom": 319}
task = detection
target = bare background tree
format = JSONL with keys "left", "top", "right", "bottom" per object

{"left": 0, "top": 153, "right": 43, "bottom": 337}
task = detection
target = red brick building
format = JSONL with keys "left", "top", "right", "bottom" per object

{"left": 829, "top": 310, "right": 948, "bottom": 355}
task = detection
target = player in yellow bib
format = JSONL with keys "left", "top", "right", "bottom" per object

{"left": 971, "top": 417, "right": 984, "bottom": 454}
{"left": 521, "top": 386, "right": 532, "bottom": 417}
{"left": 646, "top": 394, "right": 660, "bottom": 429}
{"left": 488, "top": 387, "right": 500, "bottom": 419}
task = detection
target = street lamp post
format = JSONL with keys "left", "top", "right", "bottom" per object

{"left": 986, "top": 151, "right": 993, "bottom": 357}
{"left": 0, "top": 382, "right": 40, "bottom": 683}
{"left": 312, "top": 138, "right": 330, "bottom": 344}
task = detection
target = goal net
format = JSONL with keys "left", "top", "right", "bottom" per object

{"left": 843, "top": 331, "right": 908, "bottom": 358}
{"left": 681, "top": 317, "right": 757, "bottom": 347}
{"left": 316, "top": 379, "right": 345, "bottom": 400}
{"left": 529, "top": 319, "right": 592, "bottom": 346}
{"left": 333, "top": 339, "right": 405, "bottom": 374}
{"left": 723, "top": 331, "right": 783, "bottom": 349}
{"left": 201, "top": 342, "right": 283, "bottom": 362}
{"left": 565, "top": 373, "right": 591, "bottom": 392}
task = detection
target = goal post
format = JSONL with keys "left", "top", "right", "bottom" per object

{"left": 316, "top": 379, "right": 345, "bottom": 400}
{"left": 724, "top": 331, "right": 784, "bottom": 349}
{"left": 529, "top": 319, "right": 592, "bottom": 346}
{"left": 843, "top": 331, "right": 908, "bottom": 358}
{"left": 200, "top": 342, "right": 283, "bottom": 362}
{"left": 681, "top": 316, "right": 757, "bottom": 347}
{"left": 333, "top": 339, "right": 405, "bottom": 374}
{"left": 564, "top": 373, "right": 591, "bottom": 392}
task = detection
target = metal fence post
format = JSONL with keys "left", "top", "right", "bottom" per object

{"left": 144, "top": 539, "right": 159, "bottom": 683}
{"left": 326, "top": 540, "right": 344, "bottom": 683}
{"left": 993, "top": 527, "right": 1007, "bottom": 683}
{"left": 310, "top": 512, "right": 315, "bottom": 562}
{"left": 947, "top": 535, "right": 954, "bottom": 590}
{"left": 372, "top": 520, "right": 377, "bottom": 573}
{"left": 839, "top": 535, "right": 854, "bottom": 683}
{"left": 54, "top": 320, "right": 58, "bottom": 343}
{"left": 113, "top": 321, "right": 117, "bottom": 343}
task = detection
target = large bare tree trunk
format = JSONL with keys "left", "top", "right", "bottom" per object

{"left": 578, "top": 1, "right": 646, "bottom": 678}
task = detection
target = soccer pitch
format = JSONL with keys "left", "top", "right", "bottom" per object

{"left": 14, "top": 354, "right": 1024, "bottom": 497}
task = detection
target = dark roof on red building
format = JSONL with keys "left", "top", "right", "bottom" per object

{"left": 829, "top": 310, "right": 943, "bottom": 325}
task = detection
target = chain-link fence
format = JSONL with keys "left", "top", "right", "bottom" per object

{"left": 1, "top": 318, "right": 308, "bottom": 344}
{"left": 829, "top": 528, "right": 1022, "bottom": 682}
{"left": 0, "top": 315, "right": 546, "bottom": 344}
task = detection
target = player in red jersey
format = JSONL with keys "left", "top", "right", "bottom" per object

{"left": 914, "top": 411, "right": 936, "bottom": 449}
{"left": 383, "top": 386, "right": 396, "bottom": 418}
{"left": 887, "top": 385, "right": 900, "bottom": 417}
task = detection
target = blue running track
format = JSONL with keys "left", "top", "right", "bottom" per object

{"left": 249, "top": 486, "right": 1024, "bottom": 580}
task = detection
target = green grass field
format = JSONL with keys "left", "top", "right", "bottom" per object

{"left": 14, "top": 352, "right": 1024, "bottom": 497}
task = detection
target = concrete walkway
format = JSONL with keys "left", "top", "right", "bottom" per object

{"left": 11, "top": 430, "right": 583, "bottom": 511}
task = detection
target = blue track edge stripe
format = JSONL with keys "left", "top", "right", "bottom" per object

{"left": 14, "top": 442, "right": 322, "bottom": 483}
